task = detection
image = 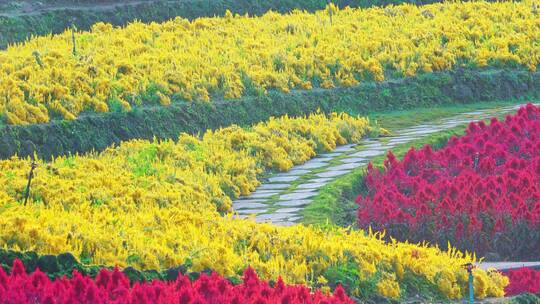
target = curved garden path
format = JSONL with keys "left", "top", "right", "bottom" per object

{"left": 233, "top": 103, "right": 524, "bottom": 225}
{"left": 233, "top": 102, "right": 540, "bottom": 272}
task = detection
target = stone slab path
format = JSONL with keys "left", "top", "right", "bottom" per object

{"left": 233, "top": 103, "right": 525, "bottom": 226}
{"left": 477, "top": 261, "right": 540, "bottom": 271}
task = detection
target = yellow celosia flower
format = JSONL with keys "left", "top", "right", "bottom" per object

{"left": 377, "top": 276, "right": 401, "bottom": 299}
{"left": 0, "top": 1, "right": 537, "bottom": 124}
{"left": 0, "top": 204, "right": 508, "bottom": 299}
{"left": 0, "top": 112, "right": 370, "bottom": 213}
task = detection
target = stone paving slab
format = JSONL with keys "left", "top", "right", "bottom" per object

{"left": 339, "top": 157, "right": 366, "bottom": 163}
{"left": 256, "top": 213, "right": 293, "bottom": 222}
{"left": 442, "top": 119, "right": 470, "bottom": 125}
{"left": 257, "top": 183, "right": 290, "bottom": 190}
{"left": 350, "top": 150, "right": 386, "bottom": 157}
{"left": 380, "top": 143, "right": 397, "bottom": 149}
{"left": 268, "top": 176, "right": 300, "bottom": 183}
{"left": 317, "top": 152, "right": 342, "bottom": 158}
{"left": 438, "top": 122, "right": 461, "bottom": 128}
{"left": 400, "top": 128, "right": 442, "bottom": 136}
{"left": 464, "top": 111, "right": 488, "bottom": 115}
{"left": 276, "top": 199, "right": 312, "bottom": 207}
{"left": 304, "top": 157, "right": 331, "bottom": 164}
{"left": 234, "top": 202, "right": 268, "bottom": 210}
{"left": 294, "top": 161, "right": 328, "bottom": 169}
{"left": 330, "top": 163, "right": 363, "bottom": 171}
{"left": 237, "top": 208, "right": 267, "bottom": 215}
{"left": 296, "top": 182, "right": 327, "bottom": 190}
{"left": 360, "top": 142, "right": 384, "bottom": 149}
{"left": 279, "top": 191, "right": 317, "bottom": 200}
{"left": 402, "top": 124, "right": 432, "bottom": 130}
{"left": 295, "top": 188, "right": 319, "bottom": 193}
{"left": 315, "top": 170, "right": 351, "bottom": 178}
{"left": 477, "top": 261, "right": 540, "bottom": 271}
{"left": 249, "top": 191, "right": 280, "bottom": 198}
{"left": 288, "top": 216, "right": 301, "bottom": 222}
{"left": 333, "top": 144, "right": 356, "bottom": 152}
{"left": 388, "top": 136, "right": 416, "bottom": 143}
{"left": 233, "top": 199, "right": 266, "bottom": 204}
{"left": 308, "top": 178, "right": 333, "bottom": 184}
{"left": 274, "top": 207, "right": 303, "bottom": 213}
{"left": 279, "top": 169, "right": 310, "bottom": 176}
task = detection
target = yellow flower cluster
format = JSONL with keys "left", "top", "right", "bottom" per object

{"left": 0, "top": 112, "right": 370, "bottom": 213}
{"left": 377, "top": 276, "right": 401, "bottom": 299}
{"left": 0, "top": 204, "right": 507, "bottom": 299}
{"left": 0, "top": 1, "right": 537, "bottom": 124}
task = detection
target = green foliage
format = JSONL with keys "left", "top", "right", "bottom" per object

{"left": 323, "top": 254, "right": 377, "bottom": 296}
{"left": 240, "top": 71, "right": 266, "bottom": 97}
{"left": 90, "top": 197, "right": 104, "bottom": 207}
{"left": 0, "top": 113, "right": 7, "bottom": 127}
{"left": 400, "top": 270, "right": 447, "bottom": 301}
{"left": 138, "top": 82, "right": 163, "bottom": 106}
{"left": 126, "top": 254, "right": 142, "bottom": 265}
{"left": 0, "top": 248, "right": 193, "bottom": 283}
{"left": 107, "top": 98, "right": 124, "bottom": 113}
{"left": 128, "top": 144, "right": 159, "bottom": 177}
{"left": 62, "top": 156, "right": 76, "bottom": 168}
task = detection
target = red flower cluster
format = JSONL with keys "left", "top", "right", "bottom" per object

{"left": 505, "top": 267, "right": 540, "bottom": 296}
{"left": 0, "top": 259, "right": 352, "bottom": 304}
{"left": 356, "top": 103, "right": 540, "bottom": 259}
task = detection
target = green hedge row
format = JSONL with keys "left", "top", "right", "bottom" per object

{"left": 0, "top": 68, "right": 538, "bottom": 160}
{"left": 1, "top": 0, "right": 451, "bottom": 49}
{"left": 0, "top": 248, "right": 218, "bottom": 283}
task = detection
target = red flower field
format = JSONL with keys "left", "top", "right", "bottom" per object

{"left": 505, "top": 267, "right": 540, "bottom": 296}
{"left": 356, "top": 103, "right": 540, "bottom": 259}
{"left": 0, "top": 260, "right": 352, "bottom": 304}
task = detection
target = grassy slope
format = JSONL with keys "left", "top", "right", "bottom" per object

{"left": 301, "top": 99, "right": 537, "bottom": 226}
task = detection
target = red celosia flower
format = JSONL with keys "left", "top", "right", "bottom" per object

{"left": 505, "top": 267, "right": 540, "bottom": 296}
{"left": 0, "top": 260, "right": 354, "bottom": 304}
{"left": 356, "top": 103, "right": 540, "bottom": 258}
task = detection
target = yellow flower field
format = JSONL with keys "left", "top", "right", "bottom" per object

{"left": 0, "top": 203, "right": 507, "bottom": 299}
{"left": 0, "top": 112, "right": 371, "bottom": 213}
{"left": 0, "top": 1, "right": 537, "bottom": 124}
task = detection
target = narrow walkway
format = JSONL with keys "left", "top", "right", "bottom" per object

{"left": 233, "top": 104, "right": 524, "bottom": 226}
{"left": 477, "top": 261, "right": 540, "bottom": 272}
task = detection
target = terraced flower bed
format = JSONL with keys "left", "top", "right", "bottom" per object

{"left": 0, "top": 111, "right": 511, "bottom": 301}
{"left": 1, "top": 0, "right": 539, "bottom": 302}
{"left": 0, "top": 1, "right": 537, "bottom": 125}
{"left": 0, "top": 112, "right": 371, "bottom": 213}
